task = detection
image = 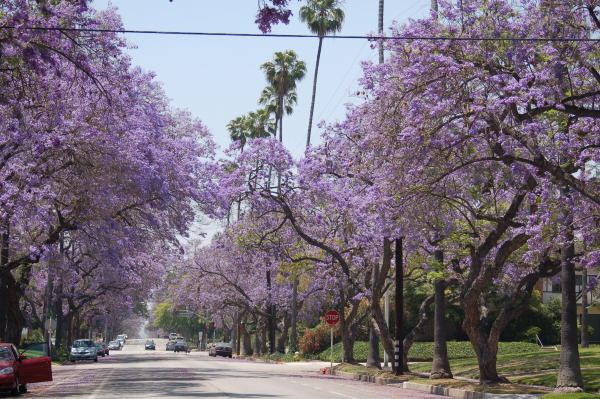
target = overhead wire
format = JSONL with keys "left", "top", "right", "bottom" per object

{"left": 0, "top": 26, "right": 598, "bottom": 42}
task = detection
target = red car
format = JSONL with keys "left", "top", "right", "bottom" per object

{"left": 0, "top": 343, "right": 52, "bottom": 395}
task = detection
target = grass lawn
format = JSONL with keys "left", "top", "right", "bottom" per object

{"left": 513, "top": 369, "right": 600, "bottom": 392}
{"left": 316, "top": 341, "right": 540, "bottom": 363}
{"left": 541, "top": 394, "right": 600, "bottom": 399}
{"left": 410, "top": 345, "right": 600, "bottom": 378}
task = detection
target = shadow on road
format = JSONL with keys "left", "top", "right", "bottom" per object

{"left": 19, "top": 365, "right": 280, "bottom": 398}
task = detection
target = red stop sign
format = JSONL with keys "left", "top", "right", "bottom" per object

{"left": 325, "top": 310, "right": 340, "bottom": 326}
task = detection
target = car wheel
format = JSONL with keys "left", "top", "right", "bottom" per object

{"left": 229, "top": 355, "right": 232, "bottom": 358}
{"left": 101, "top": 353, "right": 105, "bottom": 357}
{"left": 11, "top": 376, "right": 20, "bottom": 396}
{"left": 70, "top": 358, "right": 75, "bottom": 363}
{"left": 94, "top": 356, "right": 98, "bottom": 362}
{"left": 18, "top": 384, "right": 27, "bottom": 394}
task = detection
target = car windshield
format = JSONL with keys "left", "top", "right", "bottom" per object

{"left": 109, "top": 341, "right": 118, "bottom": 345}
{"left": 73, "top": 340, "right": 94, "bottom": 348}
{"left": 0, "top": 347, "right": 11, "bottom": 361}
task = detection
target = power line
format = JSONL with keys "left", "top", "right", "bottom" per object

{"left": 0, "top": 25, "right": 598, "bottom": 42}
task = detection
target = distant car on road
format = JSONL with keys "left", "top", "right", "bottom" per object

{"left": 168, "top": 333, "right": 178, "bottom": 341}
{"left": 70, "top": 339, "right": 98, "bottom": 362}
{"left": 166, "top": 341, "right": 176, "bottom": 351}
{"left": 209, "top": 342, "right": 232, "bottom": 358}
{"left": 173, "top": 341, "right": 189, "bottom": 353}
{"left": 144, "top": 340, "right": 155, "bottom": 350}
{"left": 108, "top": 341, "right": 121, "bottom": 351}
{"left": 116, "top": 334, "right": 127, "bottom": 346}
{"left": 95, "top": 343, "right": 106, "bottom": 357}
{"left": 0, "top": 343, "right": 53, "bottom": 395}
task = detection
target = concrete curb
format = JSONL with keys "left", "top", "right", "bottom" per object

{"left": 331, "top": 369, "right": 540, "bottom": 399}
{"left": 402, "top": 381, "right": 540, "bottom": 399}
{"left": 331, "top": 369, "right": 407, "bottom": 385}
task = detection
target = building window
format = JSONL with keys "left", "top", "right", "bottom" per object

{"left": 543, "top": 278, "right": 561, "bottom": 293}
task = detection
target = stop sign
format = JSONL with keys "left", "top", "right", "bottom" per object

{"left": 325, "top": 310, "right": 340, "bottom": 326}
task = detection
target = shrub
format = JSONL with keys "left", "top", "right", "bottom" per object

{"left": 299, "top": 323, "right": 330, "bottom": 354}
{"left": 522, "top": 326, "right": 542, "bottom": 343}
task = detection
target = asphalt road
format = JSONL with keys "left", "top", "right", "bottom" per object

{"left": 9, "top": 341, "right": 449, "bottom": 399}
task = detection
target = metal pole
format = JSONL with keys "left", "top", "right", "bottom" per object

{"left": 330, "top": 327, "right": 333, "bottom": 372}
{"left": 394, "top": 237, "right": 404, "bottom": 375}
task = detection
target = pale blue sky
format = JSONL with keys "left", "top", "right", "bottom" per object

{"left": 90, "top": 1, "right": 431, "bottom": 158}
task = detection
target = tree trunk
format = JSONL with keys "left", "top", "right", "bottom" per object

{"left": 253, "top": 314, "right": 261, "bottom": 355}
{"left": 431, "top": 0, "right": 438, "bottom": 16}
{"left": 369, "top": 239, "right": 395, "bottom": 364}
{"left": 338, "top": 288, "right": 358, "bottom": 364}
{"left": 367, "top": 261, "right": 381, "bottom": 368}
{"left": 266, "top": 270, "right": 276, "bottom": 354}
{"left": 306, "top": 36, "right": 323, "bottom": 148}
{"left": 556, "top": 221, "right": 584, "bottom": 392}
{"left": 430, "top": 277, "right": 452, "bottom": 378}
{"left": 277, "top": 312, "right": 290, "bottom": 353}
{"left": 290, "top": 279, "right": 298, "bottom": 353}
{"left": 463, "top": 305, "right": 508, "bottom": 382}
{"left": 402, "top": 294, "right": 434, "bottom": 370}
{"left": 475, "top": 340, "right": 502, "bottom": 383}
{"left": 378, "top": 0, "right": 384, "bottom": 64}
{"left": 240, "top": 314, "right": 253, "bottom": 356}
{"left": 278, "top": 100, "right": 283, "bottom": 143}
{"left": 366, "top": 325, "right": 381, "bottom": 368}
{"left": 581, "top": 269, "right": 589, "bottom": 348}
{"left": 65, "top": 312, "right": 74, "bottom": 348}
{"left": 259, "top": 316, "right": 268, "bottom": 354}
{"left": 0, "top": 225, "right": 9, "bottom": 342}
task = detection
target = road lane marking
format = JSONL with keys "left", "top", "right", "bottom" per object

{"left": 330, "top": 391, "right": 358, "bottom": 399}
{"left": 87, "top": 367, "right": 113, "bottom": 399}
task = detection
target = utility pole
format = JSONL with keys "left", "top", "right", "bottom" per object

{"left": 394, "top": 237, "right": 404, "bottom": 375}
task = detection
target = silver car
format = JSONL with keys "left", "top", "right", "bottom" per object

{"left": 70, "top": 339, "right": 98, "bottom": 362}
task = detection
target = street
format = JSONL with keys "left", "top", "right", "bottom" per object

{"left": 10, "top": 339, "right": 448, "bottom": 399}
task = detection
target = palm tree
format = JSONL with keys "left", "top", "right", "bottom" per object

{"left": 258, "top": 85, "right": 298, "bottom": 139}
{"left": 260, "top": 50, "right": 306, "bottom": 143}
{"left": 227, "top": 115, "right": 252, "bottom": 152}
{"left": 300, "top": 0, "right": 344, "bottom": 148}
{"left": 227, "top": 110, "right": 275, "bottom": 152}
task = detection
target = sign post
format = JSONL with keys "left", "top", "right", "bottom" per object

{"left": 325, "top": 310, "right": 340, "bottom": 372}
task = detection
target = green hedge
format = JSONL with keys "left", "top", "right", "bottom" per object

{"left": 316, "top": 341, "right": 541, "bottom": 363}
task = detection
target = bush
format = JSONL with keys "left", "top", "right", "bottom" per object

{"left": 298, "top": 319, "right": 336, "bottom": 355}
{"left": 51, "top": 347, "right": 70, "bottom": 363}
{"left": 522, "top": 326, "right": 542, "bottom": 343}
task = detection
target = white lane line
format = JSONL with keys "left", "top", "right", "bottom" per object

{"left": 329, "top": 391, "right": 358, "bottom": 399}
{"left": 87, "top": 368, "right": 113, "bottom": 399}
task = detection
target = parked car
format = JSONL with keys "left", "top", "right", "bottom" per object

{"left": 116, "top": 334, "right": 126, "bottom": 346}
{"left": 144, "top": 340, "right": 155, "bottom": 350}
{"left": 108, "top": 341, "right": 121, "bottom": 351}
{"left": 95, "top": 343, "right": 106, "bottom": 357}
{"left": 208, "top": 342, "right": 232, "bottom": 358}
{"left": 70, "top": 339, "right": 98, "bottom": 362}
{"left": 0, "top": 343, "right": 53, "bottom": 395}
{"left": 173, "top": 341, "right": 189, "bottom": 353}
{"left": 166, "top": 341, "right": 176, "bottom": 351}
